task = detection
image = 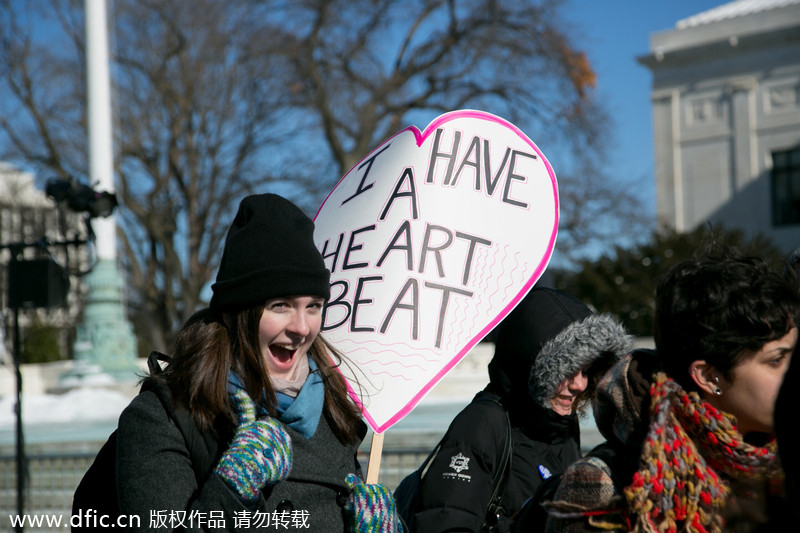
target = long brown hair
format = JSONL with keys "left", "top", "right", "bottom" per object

{"left": 160, "top": 306, "right": 363, "bottom": 444}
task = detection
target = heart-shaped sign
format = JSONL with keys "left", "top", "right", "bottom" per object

{"left": 314, "top": 109, "right": 558, "bottom": 433}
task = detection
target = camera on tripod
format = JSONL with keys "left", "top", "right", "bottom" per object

{"left": 4, "top": 177, "right": 116, "bottom": 309}
{"left": 45, "top": 178, "right": 118, "bottom": 218}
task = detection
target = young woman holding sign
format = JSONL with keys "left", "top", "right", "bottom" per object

{"left": 114, "top": 194, "right": 403, "bottom": 532}
{"left": 403, "top": 285, "right": 633, "bottom": 532}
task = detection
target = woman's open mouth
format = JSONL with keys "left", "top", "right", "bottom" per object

{"left": 555, "top": 395, "right": 575, "bottom": 408}
{"left": 270, "top": 343, "right": 298, "bottom": 365}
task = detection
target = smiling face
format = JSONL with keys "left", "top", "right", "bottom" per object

{"left": 549, "top": 369, "right": 589, "bottom": 416}
{"left": 714, "top": 326, "right": 797, "bottom": 435}
{"left": 258, "top": 295, "right": 325, "bottom": 381}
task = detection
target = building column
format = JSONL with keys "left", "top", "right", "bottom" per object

{"left": 727, "top": 76, "right": 758, "bottom": 195}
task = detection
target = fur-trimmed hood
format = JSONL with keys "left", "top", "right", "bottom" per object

{"left": 530, "top": 313, "right": 635, "bottom": 409}
{"left": 489, "top": 287, "right": 634, "bottom": 411}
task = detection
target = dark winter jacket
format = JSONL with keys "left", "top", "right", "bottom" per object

{"left": 412, "top": 388, "right": 582, "bottom": 533}
{"left": 116, "top": 388, "right": 367, "bottom": 532}
{"left": 410, "top": 287, "right": 633, "bottom": 533}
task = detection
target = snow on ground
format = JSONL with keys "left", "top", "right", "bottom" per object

{"left": 0, "top": 387, "right": 132, "bottom": 428}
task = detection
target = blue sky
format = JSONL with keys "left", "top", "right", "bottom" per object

{"left": 5, "top": 0, "right": 728, "bottom": 221}
{"left": 564, "top": 0, "right": 726, "bottom": 215}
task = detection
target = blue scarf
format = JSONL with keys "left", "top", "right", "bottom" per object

{"left": 227, "top": 357, "right": 324, "bottom": 439}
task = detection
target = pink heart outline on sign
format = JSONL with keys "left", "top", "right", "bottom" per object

{"left": 314, "top": 109, "right": 558, "bottom": 433}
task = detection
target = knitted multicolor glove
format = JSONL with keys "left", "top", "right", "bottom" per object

{"left": 215, "top": 388, "right": 292, "bottom": 501}
{"left": 344, "top": 473, "right": 404, "bottom": 533}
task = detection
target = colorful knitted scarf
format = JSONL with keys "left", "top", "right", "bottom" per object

{"left": 624, "top": 372, "right": 781, "bottom": 533}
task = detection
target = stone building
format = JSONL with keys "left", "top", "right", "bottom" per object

{"left": 638, "top": 0, "right": 800, "bottom": 253}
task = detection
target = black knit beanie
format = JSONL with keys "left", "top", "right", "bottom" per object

{"left": 210, "top": 194, "right": 331, "bottom": 311}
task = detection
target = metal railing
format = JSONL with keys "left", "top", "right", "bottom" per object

{"left": 0, "top": 448, "right": 431, "bottom": 531}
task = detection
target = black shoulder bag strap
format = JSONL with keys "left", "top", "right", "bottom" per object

{"left": 482, "top": 401, "right": 513, "bottom": 532}
{"left": 412, "top": 396, "right": 513, "bottom": 531}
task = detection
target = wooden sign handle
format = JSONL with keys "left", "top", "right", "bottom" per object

{"left": 365, "top": 431, "right": 384, "bottom": 484}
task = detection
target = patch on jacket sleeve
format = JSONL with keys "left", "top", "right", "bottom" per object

{"left": 538, "top": 464, "right": 552, "bottom": 479}
{"left": 442, "top": 452, "right": 472, "bottom": 482}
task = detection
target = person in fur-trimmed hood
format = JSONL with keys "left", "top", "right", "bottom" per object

{"left": 405, "top": 286, "right": 634, "bottom": 533}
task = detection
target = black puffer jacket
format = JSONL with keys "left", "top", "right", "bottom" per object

{"left": 410, "top": 287, "right": 632, "bottom": 533}
{"left": 412, "top": 388, "right": 582, "bottom": 533}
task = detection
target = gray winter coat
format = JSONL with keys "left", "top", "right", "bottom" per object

{"left": 116, "top": 389, "right": 366, "bottom": 532}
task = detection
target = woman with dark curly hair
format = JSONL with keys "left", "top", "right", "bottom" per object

{"left": 541, "top": 248, "right": 800, "bottom": 533}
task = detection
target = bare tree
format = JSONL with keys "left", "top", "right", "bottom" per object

{"left": 245, "top": 0, "right": 647, "bottom": 255}
{"left": 0, "top": 0, "right": 646, "bottom": 352}
{"left": 110, "top": 1, "right": 293, "bottom": 350}
{"left": 2, "top": 0, "right": 291, "bottom": 352}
